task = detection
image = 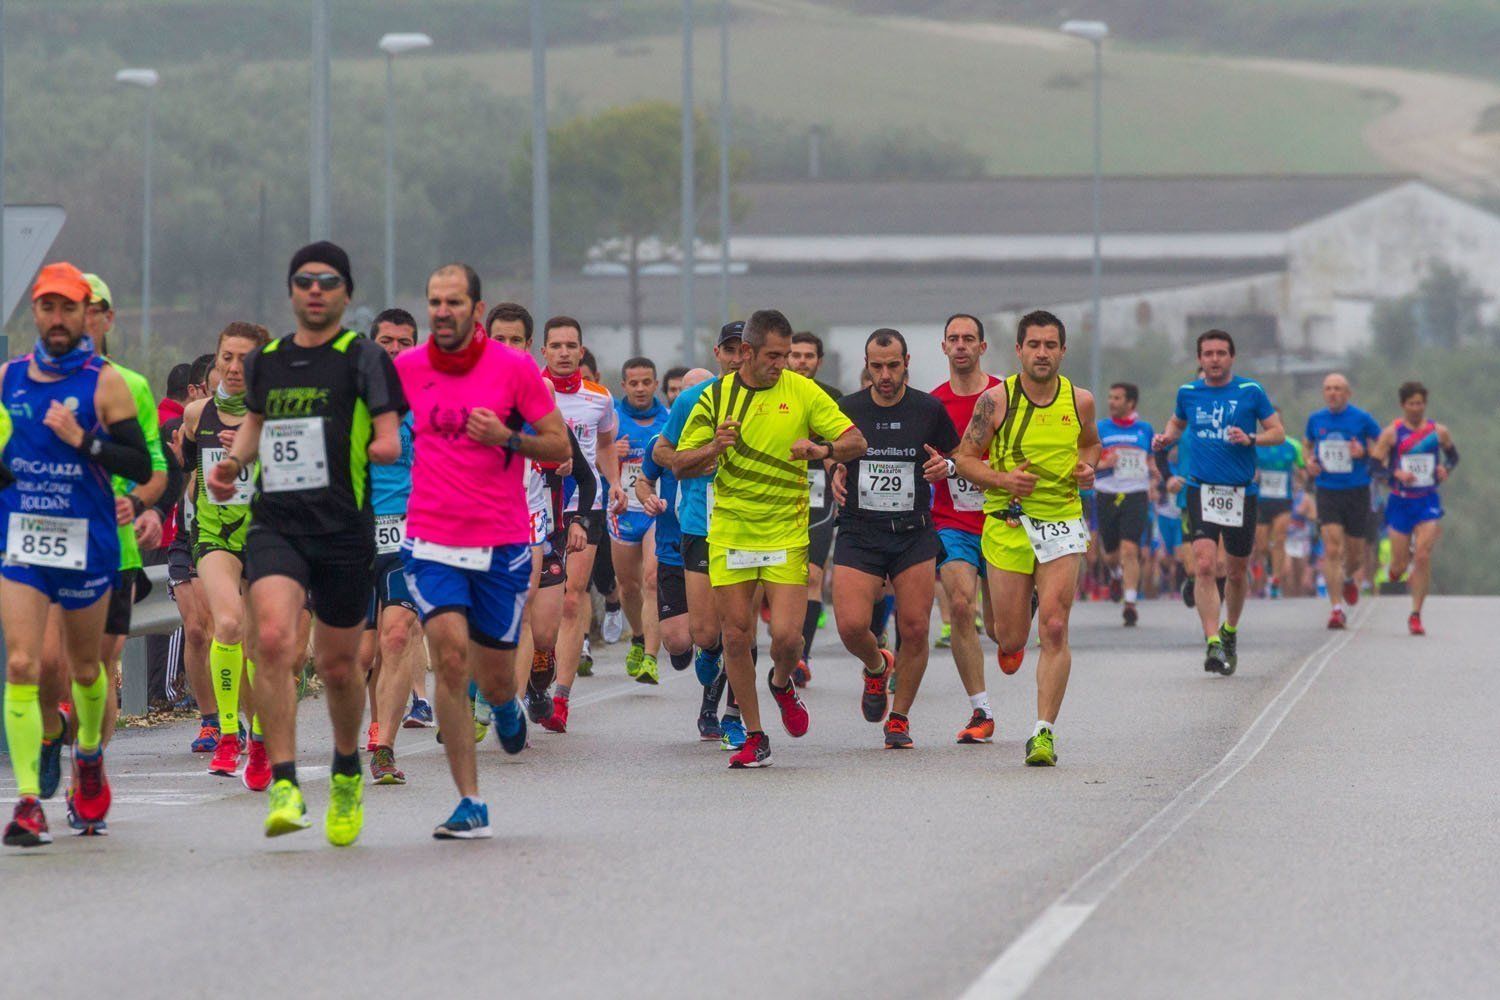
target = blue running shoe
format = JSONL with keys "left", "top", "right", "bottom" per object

{"left": 402, "top": 697, "right": 435, "bottom": 729}
{"left": 697, "top": 709, "right": 723, "bottom": 742}
{"left": 433, "top": 798, "right": 492, "bottom": 840}
{"left": 39, "top": 717, "right": 66, "bottom": 800}
{"left": 719, "top": 715, "right": 746, "bottom": 751}
{"left": 493, "top": 698, "right": 527, "bottom": 755}
{"left": 694, "top": 648, "right": 722, "bottom": 687}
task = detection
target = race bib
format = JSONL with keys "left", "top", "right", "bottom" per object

{"left": 1258, "top": 469, "right": 1290, "bottom": 500}
{"left": 1113, "top": 448, "right": 1149, "bottom": 481}
{"left": 1400, "top": 453, "right": 1436, "bottom": 488}
{"left": 411, "top": 538, "right": 492, "bottom": 571}
{"left": 1285, "top": 534, "right": 1311, "bottom": 560}
{"left": 528, "top": 506, "right": 552, "bottom": 547}
{"left": 6, "top": 513, "right": 88, "bottom": 570}
{"left": 705, "top": 482, "right": 716, "bottom": 527}
{"left": 951, "top": 475, "right": 986, "bottom": 512}
{"left": 202, "top": 447, "right": 255, "bottom": 506}
{"left": 261, "top": 417, "right": 329, "bottom": 493}
{"left": 1318, "top": 439, "right": 1352, "bottom": 475}
{"left": 182, "top": 493, "right": 197, "bottom": 535}
{"left": 620, "top": 460, "right": 644, "bottom": 512}
{"left": 375, "top": 515, "right": 406, "bottom": 555}
{"left": 1021, "top": 515, "right": 1090, "bottom": 563}
{"left": 808, "top": 467, "right": 827, "bottom": 511}
{"left": 726, "top": 548, "right": 787, "bottom": 570}
{"left": 858, "top": 460, "right": 914, "bottom": 513}
{"left": 1201, "top": 484, "right": 1246, "bottom": 527}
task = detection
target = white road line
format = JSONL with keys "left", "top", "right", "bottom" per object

{"left": 961, "top": 604, "right": 1370, "bottom": 1000}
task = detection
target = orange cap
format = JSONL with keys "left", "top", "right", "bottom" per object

{"left": 32, "top": 262, "right": 92, "bottom": 303}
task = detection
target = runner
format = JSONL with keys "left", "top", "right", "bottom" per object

{"left": 166, "top": 352, "right": 218, "bottom": 748}
{"left": 396, "top": 263, "right": 568, "bottom": 838}
{"left": 1371, "top": 380, "right": 1456, "bottom": 635}
{"left": 1303, "top": 373, "right": 1382, "bottom": 629}
{"left": 181, "top": 321, "right": 273, "bottom": 789}
{"left": 3, "top": 262, "right": 155, "bottom": 846}
{"left": 672, "top": 309, "right": 865, "bottom": 768}
{"left": 636, "top": 425, "right": 705, "bottom": 718}
{"left": 1253, "top": 436, "right": 1305, "bottom": 598}
{"left": 538, "top": 317, "right": 624, "bottom": 733}
{"left": 928, "top": 312, "right": 1002, "bottom": 743}
{"left": 608, "top": 357, "right": 669, "bottom": 685}
{"left": 663, "top": 366, "right": 689, "bottom": 407}
{"left": 828, "top": 329, "right": 958, "bottom": 748}
{"left": 207, "top": 242, "right": 407, "bottom": 845}
{"left": 1152, "top": 330, "right": 1286, "bottom": 674}
{"left": 787, "top": 331, "right": 841, "bottom": 686}
{"left": 1094, "top": 381, "right": 1155, "bottom": 627}
{"left": 953, "top": 310, "right": 1101, "bottom": 766}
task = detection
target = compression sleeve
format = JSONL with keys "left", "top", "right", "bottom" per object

{"left": 151, "top": 443, "right": 185, "bottom": 521}
{"left": 1443, "top": 444, "right": 1459, "bottom": 469}
{"left": 1154, "top": 449, "right": 1173, "bottom": 481}
{"left": 79, "top": 418, "right": 154, "bottom": 484}
{"left": 568, "top": 429, "right": 597, "bottom": 514}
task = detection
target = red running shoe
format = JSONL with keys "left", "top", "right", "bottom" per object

{"left": 539, "top": 695, "right": 569, "bottom": 733}
{"left": 365, "top": 723, "right": 380, "bottom": 753}
{"left": 1342, "top": 578, "right": 1359, "bottom": 607}
{"left": 1408, "top": 612, "right": 1425, "bottom": 636}
{"left": 768, "top": 670, "right": 809, "bottom": 738}
{"left": 209, "top": 732, "right": 242, "bottom": 776}
{"left": 3, "top": 797, "right": 51, "bottom": 847}
{"left": 728, "top": 731, "right": 771, "bottom": 769}
{"left": 1327, "top": 608, "right": 1347, "bottom": 630}
{"left": 956, "top": 710, "right": 995, "bottom": 744}
{"left": 883, "top": 714, "right": 913, "bottom": 749}
{"left": 71, "top": 749, "right": 111, "bottom": 825}
{"left": 998, "top": 646, "right": 1025, "bottom": 675}
{"left": 242, "top": 738, "right": 272, "bottom": 791}
{"left": 861, "top": 648, "right": 894, "bottom": 723}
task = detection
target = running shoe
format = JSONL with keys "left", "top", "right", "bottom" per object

{"left": 768, "top": 671, "right": 810, "bottom": 738}
{"left": 792, "top": 659, "right": 811, "bottom": 688}
{"left": 997, "top": 646, "right": 1025, "bottom": 676}
{"left": 1109, "top": 575, "right": 1123, "bottom": 603}
{"left": 957, "top": 710, "right": 994, "bottom": 744}
{"left": 636, "top": 653, "right": 660, "bottom": 686}
{"left": 1123, "top": 602, "right": 1138, "bottom": 627}
{"left": 65, "top": 787, "right": 84, "bottom": 832}
{"left": 209, "top": 732, "right": 242, "bottom": 776}
{"left": 1204, "top": 639, "right": 1229, "bottom": 675}
{"left": 883, "top": 714, "right": 913, "bottom": 749}
{"left": 1408, "top": 612, "right": 1425, "bottom": 636}
{"left": 697, "top": 709, "right": 723, "bottom": 742}
{"left": 1268, "top": 577, "right": 1282, "bottom": 599}
{"left": 191, "top": 722, "right": 221, "bottom": 753}
{"left": 3, "top": 797, "right": 51, "bottom": 848}
{"left": 861, "top": 648, "right": 895, "bottom": 723}
{"left": 817, "top": 608, "right": 828, "bottom": 628}
{"left": 366, "top": 723, "right": 380, "bottom": 753}
{"left": 493, "top": 698, "right": 528, "bottom": 755}
{"left": 728, "top": 731, "right": 771, "bottom": 769}
{"left": 370, "top": 746, "right": 405, "bottom": 785}
{"left": 602, "top": 606, "right": 626, "bottom": 644}
{"left": 935, "top": 623, "right": 952, "bottom": 649}
{"left": 71, "top": 748, "right": 111, "bottom": 827}
{"left": 719, "top": 715, "right": 747, "bottom": 751}
{"left": 625, "top": 642, "right": 645, "bottom": 678}
{"left": 1218, "top": 624, "right": 1239, "bottom": 673}
{"left": 242, "top": 738, "right": 272, "bottom": 792}
{"left": 264, "top": 779, "right": 310, "bottom": 837}
{"left": 402, "top": 697, "right": 435, "bottom": 729}
{"left": 1327, "top": 607, "right": 1347, "bottom": 630}
{"left": 539, "top": 695, "right": 569, "bottom": 734}
{"left": 433, "top": 799, "right": 492, "bottom": 840}
{"left": 694, "top": 647, "right": 722, "bottom": 686}
{"left": 1025, "top": 728, "right": 1057, "bottom": 766}
{"left": 1342, "top": 577, "right": 1359, "bottom": 607}
{"left": 39, "top": 717, "right": 66, "bottom": 800}
{"left": 1181, "top": 577, "right": 1196, "bottom": 608}
{"left": 525, "top": 684, "right": 554, "bottom": 724}
{"left": 578, "top": 638, "right": 594, "bottom": 677}
{"left": 325, "top": 772, "right": 364, "bottom": 847}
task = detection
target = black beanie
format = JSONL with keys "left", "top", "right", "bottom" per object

{"left": 287, "top": 241, "right": 354, "bottom": 295}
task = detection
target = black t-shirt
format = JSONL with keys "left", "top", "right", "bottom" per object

{"left": 836, "top": 386, "right": 959, "bottom": 523}
{"left": 244, "top": 329, "right": 406, "bottom": 536}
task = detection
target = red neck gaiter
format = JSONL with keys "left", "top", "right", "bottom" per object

{"left": 428, "top": 328, "right": 487, "bottom": 376}
{"left": 547, "top": 368, "right": 583, "bottom": 394}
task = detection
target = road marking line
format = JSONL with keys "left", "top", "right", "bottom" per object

{"left": 961, "top": 604, "right": 1370, "bottom": 1000}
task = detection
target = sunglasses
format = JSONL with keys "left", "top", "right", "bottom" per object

{"left": 291, "top": 272, "right": 345, "bottom": 292}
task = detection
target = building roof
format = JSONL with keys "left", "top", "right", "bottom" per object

{"left": 735, "top": 175, "right": 1413, "bottom": 237}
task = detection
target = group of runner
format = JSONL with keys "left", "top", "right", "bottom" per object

{"left": 1, "top": 244, "right": 1457, "bottom": 847}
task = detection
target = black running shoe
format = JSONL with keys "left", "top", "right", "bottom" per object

{"left": 1122, "top": 603, "right": 1138, "bottom": 627}
{"left": 861, "top": 650, "right": 893, "bottom": 723}
{"left": 1181, "top": 577, "right": 1196, "bottom": 608}
{"left": 1218, "top": 624, "right": 1239, "bottom": 674}
{"left": 1204, "top": 640, "right": 1229, "bottom": 675}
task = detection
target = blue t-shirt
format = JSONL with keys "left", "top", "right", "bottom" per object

{"left": 661, "top": 380, "right": 715, "bottom": 538}
{"left": 1173, "top": 377, "right": 1276, "bottom": 491}
{"left": 642, "top": 436, "right": 682, "bottom": 567}
{"left": 370, "top": 414, "right": 415, "bottom": 517}
{"left": 1305, "top": 405, "right": 1381, "bottom": 490}
{"left": 1095, "top": 417, "right": 1155, "bottom": 494}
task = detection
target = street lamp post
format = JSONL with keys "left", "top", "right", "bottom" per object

{"left": 717, "top": 0, "right": 731, "bottom": 330}
{"left": 378, "top": 33, "right": 433, "bottom": 307}
{"left": 530, "top": 0, "right": 550, "bottom": 325}
{"left": 681, "top": 0, "right": 696, "bottom": 365}
{"left": 116, "top": 68, "right": 160, "bottom": 351}
{"left": 1061, "top": 19, "right": 1107, "bottom": 394}
{"left": 310, "top": 0, "right": 331, "bottom": 241}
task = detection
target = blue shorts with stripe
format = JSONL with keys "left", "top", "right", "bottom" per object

{"left": 401, "top": 541, "right": 531, "bottom": 650}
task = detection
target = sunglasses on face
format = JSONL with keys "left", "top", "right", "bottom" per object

{"left": 291, "top": 272, "right": 345, "bottom": 292}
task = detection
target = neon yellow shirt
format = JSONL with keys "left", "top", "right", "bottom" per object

{"left": 983, "top": 373, "right": 1084, "bottom": 521}
{"left": 679, "top": 369, "right": 852, "bottom": 551}
{"left": 111, "top": 362, "right": 168, "bottom": 572}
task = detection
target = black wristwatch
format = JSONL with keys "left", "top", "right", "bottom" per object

{"left": 128, "top": 494, "right": 147, "bottom": 518}
{"left": 504, "top": 434, "right": 523, "bottom": 454}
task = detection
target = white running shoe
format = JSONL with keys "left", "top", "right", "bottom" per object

{"left": 601, "top": 607, "right": 625, "bottom": 644}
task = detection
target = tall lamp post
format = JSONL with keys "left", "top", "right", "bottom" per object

{"left": 530, "top": 0, "right": 550, "bottom": 325}
{"left": 680, "top": 0, "right": 696, "bottom": 364}
{"left": 310, "top": 0, "right": 331, "bottom": 240}
{"left": 1061, "top": 19, "right": 1107, "bottom": 393}
{"left": 717, "top": 0, "right": 731, "bottom": 329}
{"left": 115, "top": 68, "right": 160, "bottom": 351}
{"left": 378, "top": 33, "right": 433, "bottom": 307}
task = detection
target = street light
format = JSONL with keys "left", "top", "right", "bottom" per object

{"left": 378, "top": 32, "right": 433, "bottom": 306}
{"left": 115, "top": 67, "right": 160, "bottom": 351}
{"left": 530, "top": 0, "right": 550, "bottom": 325}
{"left": 680, "top": 0, "right": 695, "bottom": 365}
{"left": 717, "top": 0, "right": 731, "bottom": 330}
{"left": 1061, "top": 18, "right": 1107, "bottom": 395}
{"left": 310, "top": 0, "right": 331, "bottom": 240}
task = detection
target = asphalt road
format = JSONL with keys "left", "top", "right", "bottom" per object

{"left": 0, "top": 595, "right": 1488, "bottom": 999}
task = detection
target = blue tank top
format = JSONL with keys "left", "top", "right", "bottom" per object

{"left": 370, "top": 413, "right": 414, "bottom": 516}
{"left": 1, "top": 356, "right": 121, "bottom": 573}
{"left": 1389, "top": 420, "right": 1441, "bottom": 500}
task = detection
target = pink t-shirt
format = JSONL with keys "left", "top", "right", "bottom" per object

{"left": 397, "top": 338, "right": 556, "bottom": 548}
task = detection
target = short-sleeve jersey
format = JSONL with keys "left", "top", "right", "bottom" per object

{"left": 1172, "top": 377, "right": 1276, "bottom": 491}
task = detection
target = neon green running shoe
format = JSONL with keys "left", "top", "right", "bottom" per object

{"left": 935, "top": 623, "right": 953, "bottom": 649}
{"left": 817, "top": 609, "right": 827, "bottom": 628}
{"left": 626, "top": 642, "right": 645, "bottom": 678}
{"left": 636, "top": 653, "right": 659, "bottom": 686}
{"left": 1024, "top": 728, "right": 1057, "bottom": 767}
{"left": 325, "top": 772, "right": 364, "bottom": 847}
{"left": 264, "top": 779, "right": 310, "bottom": 837}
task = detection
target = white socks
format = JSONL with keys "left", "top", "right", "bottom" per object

{"left": 1033, "top": 720, "right": 1053, "bottom": 737}
{"left": 1124, "top": 588, "right": 1138, "bottom": 603}
{"left": 969, "top": 692, "right": 992, "bottom": 718}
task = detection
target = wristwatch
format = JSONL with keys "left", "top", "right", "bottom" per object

{"left": 944, "top": 458, "right": 957, "bottom": 479}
